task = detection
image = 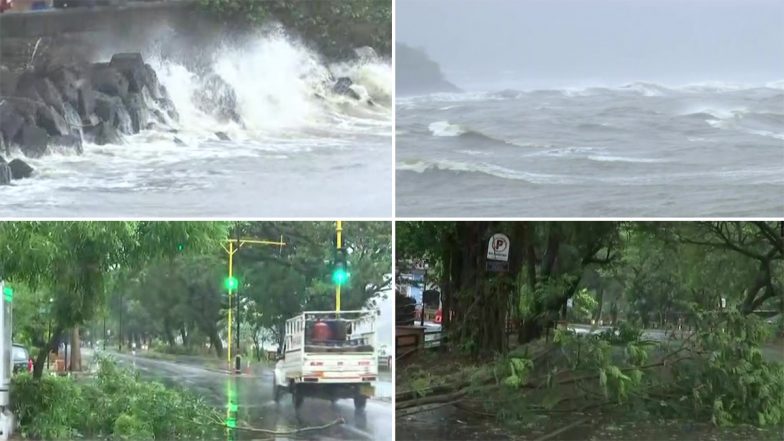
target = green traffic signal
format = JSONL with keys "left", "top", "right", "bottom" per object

{"left": 332, "top": 267, "right": 349, "bottom": 285}
{"left": 2, "top": 286, "right": 12, "bottom": 302}
{"left": 224, "top": 276, "right": 238, "bottom": 291}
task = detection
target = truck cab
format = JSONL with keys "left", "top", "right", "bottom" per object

{"left": 274, "top": 311, "right": 377, "bottom": 411}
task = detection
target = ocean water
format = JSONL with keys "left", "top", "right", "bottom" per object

{"left": 396, "top": 82, "right": 784, "bottom": 217}
{"left": 2, "top": 33, "right": 392, "bottom": 217}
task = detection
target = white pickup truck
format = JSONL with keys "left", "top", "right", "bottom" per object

{"left": 273, "top": 311, "right": 377, "bottom": 411}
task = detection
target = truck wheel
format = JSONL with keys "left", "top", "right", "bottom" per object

{"left": 292, "top": 385, "right": 304, "bottom": 409}
{"left": 353, "top": 395, "right": 367, "bottom": 411}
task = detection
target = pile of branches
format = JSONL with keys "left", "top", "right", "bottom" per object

{"left": 397, "top": 312, "right": 784, "bottom": 428}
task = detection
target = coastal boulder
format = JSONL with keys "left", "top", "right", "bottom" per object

{"left": 124, "top": 91, "right": 149, "bottom": 133}
{"left": 333, "top": 77, "right": 361, "bottom": 100}
{"left": 94, "top": 91, "right": 132, "bottom": 133}
{"left": 110, "top": 53, "right": 163, "bottom": 99}
{"left": 36, "top": 105, "right": 71, "bottom": 137}
{"left": 0, "top": 102, "right": 25, "bottom": 146}
{"left": 143, "top": 64, "right": 164, "bottom": 100}
{"left": 50, "top": 134, "right": 84, "bottom": 154}
{"left": 77, "top": 86, "right": 96, "bottom": 120}
{"left": 13, "top": 71, "right": 42, "bottom": 102}
{"left": 92, "top": 122, "right": 123, "bottom": 145}
{"left": 34, "top": 78, "right": 66, "bottom": 115}
{"left": 0, "top": 156, "right": 10, "bottom": 185}
{"left": 91, "top": 63, "right": 129, "bottom": 98}
{"left": 48, "top": 65, "right": 82, "bottom": 106}
{"left": 8, "top": 158, "right": 34, "bottom": 180}
{"left": 15, "top": 124, "right": 48, "bottom": 158}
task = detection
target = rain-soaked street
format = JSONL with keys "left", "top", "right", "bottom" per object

{"left": 86, "top": 349, "right": 393, "bottom": 441}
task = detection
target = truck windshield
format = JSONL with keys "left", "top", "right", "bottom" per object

{"left": 304, "top": 319, "right": 373, "bottom": 353}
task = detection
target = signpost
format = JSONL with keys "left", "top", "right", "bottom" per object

{"left": 0, "top": 280, "right": 14, "bottom": 440}
{"left": 486, "top": 233, "right": 510, "bottom": 272}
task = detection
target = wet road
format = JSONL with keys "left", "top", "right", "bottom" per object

{"left": 86, "top": 349, "right": 392, "bottom": 440}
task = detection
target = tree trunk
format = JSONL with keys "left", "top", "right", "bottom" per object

{"left": 70, "top": 326, "right": 81, "bottom": 371}
{"left": 180, "top": 327, "right": 189, "bottom": 347}
{"left": 33, "top": 326, "right": 63, "bottom": 379}
{"left": 594, "top": 288, "right": 605, "bottom": 324}
{"left": 209, "top": 330, "right": 223, "bottom": 358}
{"left": 164, "top": 322, "right": 175, "bottom": 347}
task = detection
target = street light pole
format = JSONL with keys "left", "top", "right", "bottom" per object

{"left": 336, "top": 221, "right": 342, "bottom": 312}
{"left": 221, "top": 236, "right": 286, "bottom": 372}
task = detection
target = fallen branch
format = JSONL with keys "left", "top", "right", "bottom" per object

{"left": 397, "top": 400, "right": 464, "bottom": 418}
{"left": 397, "top": 389, "right": 467, "bottom": 410}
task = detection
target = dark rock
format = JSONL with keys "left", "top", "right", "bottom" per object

{"left": 94, "top": 92, "right": 132, "bottom": 133}
{"left": 91, "top": 64, "right": 129, "bottom": 98}
{"left": 151, "top": 108, "right": 167, "bottom": 124}
{"left": 215, "top": 131, "right": 231, "bottom": 141}
{"left": 50, "top": 134, "right": 84, "bottom": 154}
{"left": 34, "top": 78, "right": 66, "bottom": 115}
{"left": 13, "top": 71, "right": 41, "bottom": 101}
{"left": 333, "top": 77, "right": 361, "bottom": 100}
{"left": 94, "top": 92, "right": 121, "bottom": 122}
{"left": 0, "top": 102, "right": 25, "bottom": 146}
{"left": 15, "top": 124, "right": 48, "bottom": 158}
{"left": 143, "top": 64, "right": 163, "bottom": 99}
{"left": 36, "top": 105, "right": 71, "bottom": 137}
{"left": 11, "top": 98, "right": 41, "bottom": 126}
{"left": 0, "top": 161, "right": 10, "bottom": 185}
{"left": 109, "top": 53, "right": 145, "bottom": 90}
{"left": 48, "top": 65, "right": 82, "bottom": 106}
{"left": 93, "top": 122, "right": 122, "bottom": 146}
{"left": 123, "top": 92, "right": 149, "bottom": 133}
{"left": 8, "top": 158, "right": 34, "bottom": 180}
{"left": 173, "top": 137, "right": 186, "bottom": 146}
{"left": 156, "top": 98, "right": 179, "bottom": 122}
{"left": 77, "top": 86, "right": 96, "bottom": 119}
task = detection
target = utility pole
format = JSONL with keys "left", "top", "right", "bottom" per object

{"left": 336, "top": 221, "right": 342, "bottom": 312}
{"left": 221, "top": 236, "right": 285, "bottom": 373}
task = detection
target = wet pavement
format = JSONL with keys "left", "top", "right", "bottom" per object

{"left": 86, "top": 349, "right": 392, "bottom": 440}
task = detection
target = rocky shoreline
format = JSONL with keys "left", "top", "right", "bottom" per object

{"left": 0, "top": 49, "right": 373, "bottom": 186}
{"left": 0, "top": 52, "right": 178, "bottom": 185}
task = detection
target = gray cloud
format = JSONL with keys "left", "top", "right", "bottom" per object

{"left": 397, "top": 0, "right": 784, "bottom": 90}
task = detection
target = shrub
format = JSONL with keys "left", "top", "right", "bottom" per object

{"left": 11, "top": 356, "right": 222, "bottom": 440}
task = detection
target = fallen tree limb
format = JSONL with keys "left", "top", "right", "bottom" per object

{"left": 397, "top": 400, "right": 464, "bottom": 418}
{"left": 397, "top": 389, "right": 467, "bottom": 410}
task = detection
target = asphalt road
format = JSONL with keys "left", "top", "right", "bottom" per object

{"left": 85, "top": 349, "right": 392, "bottom": 441}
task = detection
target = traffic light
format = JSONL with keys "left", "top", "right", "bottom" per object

{"left": 3, "top": 285, "right": 12, "bottom": 302}
{"left": 332, "top": 250, "right": 350, "bottom": 285}
{"left": 177, "top": 243, "right": 184, "bottom": 252}
{"left": 224, "top": 276, "right": 238, "bottom": 292}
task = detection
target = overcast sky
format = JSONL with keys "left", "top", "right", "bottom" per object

{"left": 397, "top": 0, "right": 784, "bottom": 90}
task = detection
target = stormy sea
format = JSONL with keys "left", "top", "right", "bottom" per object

{"left": 396, "top": 82, "right": 784, "bottom": 217}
